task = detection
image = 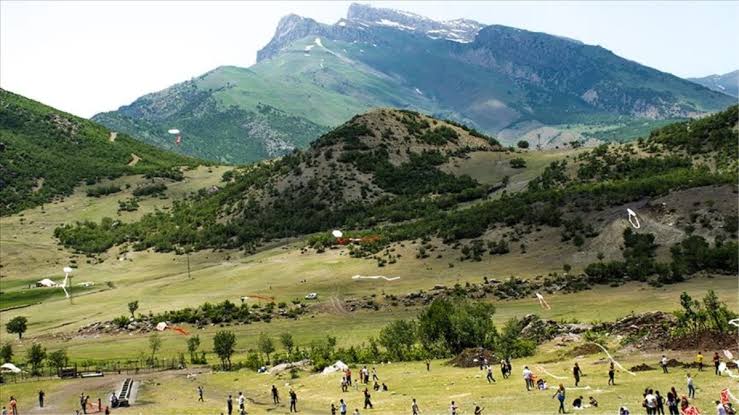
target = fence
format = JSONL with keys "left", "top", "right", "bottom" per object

{"left": 0, "top": 357, "right": 186, "bottom": 384}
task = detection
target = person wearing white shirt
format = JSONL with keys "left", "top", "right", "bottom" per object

{"left": 523, "top": 366, "right": 533, "bottom": 391}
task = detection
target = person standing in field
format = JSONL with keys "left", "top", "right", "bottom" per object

{"left": 8, "top": 397, "right": 17, "bottom": 415}
{"left": 552, "top": 384, "right": 566, "bottom": 414}
{"left": 272, "top": 385, "right": 280, "bottom": 404}
{"left": 449, "top": 400, "right": 458, "bottom": 415}
{"left": 714, "top": 352, "right": 721, "bottom": 375}
{"left": 608, "top": 362, "right": 616, "bottom": 385}
{"left": 523, "top": 366, "right": 533, "bottom": 391}
{"left": 411, "top": 398, "right": 420, "bottom": 415}
{"left": 687, "top": 374, "right": 696, "bottom": 398}
{"left": 331, "top": 402, "right": 337, "bottom": 415}
{"left": 573, "top": 363, "right": 583, "bottom": 387}
{"left": 655, "top": 391, "right": 665, "bottom": 415}
{"left": 425, "top": 360, "right": 430, "bottom": 371}
{"left": 226, "top": 394, "right": 233, "bottom": 415}
{"left": 666, "top": 391, "right": 679, "bottom": 415}
{"left": 38, "top": 390, "right": 45, "bottom": 408}
{"left": 339, "top": 399, "right": 347, "bottom": 415}
{"left": 198, "top": 386, "right": 204, "bottom": 402}
{"left": 289, "top": 388, "right": 298, "bottom": 413}
{"left": 238, "top": 392, "right": 245, "bottom": 413}
{"left": 696, "top": 351, "right": 704, "bottom": 372}
{"left": 372, "top": 367, "right": 379, "bottom": 382}
{"left": 363, "top": 388, "right": 373, "bottom": 409}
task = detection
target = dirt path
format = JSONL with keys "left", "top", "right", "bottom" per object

{"left": 329, "top": 295, "right": 349, "bottom": 315}
{"left": 109, "top": 131, "right": 117, "bottom": 142}
{"left": 128, "top": 153, "right": 141, "bottom": 166}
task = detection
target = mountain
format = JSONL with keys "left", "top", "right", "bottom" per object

{"left": 93, "top": 3, "right": 735, "bottom": 163}
{"left": 0, "top": 89, "right": 200, "bottom": 215}
{"left": 58, "top": 106, "right": 738, "bottom": 258}
{"left": 688, "top": 70, "right": 739, "bottom": 97}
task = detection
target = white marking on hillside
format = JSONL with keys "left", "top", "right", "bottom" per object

{"left": 352, "top": 275, "right": 400, "bottom": 281}
{"left": 304, "top": 44, "right": 314, "bottom": 51}
{"left": 414, "top": 88, "right": 423, "bottom": 95}
{"left": 314, "top": 37, "right": 323, "bottom": 48}
{"left": 338, "top": 21, "right": 346, "bottom": 27}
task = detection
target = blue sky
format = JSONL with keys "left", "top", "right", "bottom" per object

{"left": 1, "top": 1, "right": 737, "bottom": 118}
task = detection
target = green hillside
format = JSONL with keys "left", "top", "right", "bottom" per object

{"left": 0, "top": 89, "right": 201, "bottom": 215}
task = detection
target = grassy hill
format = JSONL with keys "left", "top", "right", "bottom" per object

{"left": 0, "top": 89, "right": 201, "bottom": 215}
{"left": 92, "top": 4, "right": 735, "bottom": 163}
{"left": 57, "top": 107, "right": 738, "bottom": 284}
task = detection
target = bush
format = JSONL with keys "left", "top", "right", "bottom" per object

{"left": 132, "top": 183, "right": 167, "bottom": 197}
{"left": 86, "top": 184, "right": 121, "bottom": 198}
{"left": 509, "top": 158, "right": 526, "bottom": 169}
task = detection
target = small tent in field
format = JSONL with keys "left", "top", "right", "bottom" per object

{"left": 1, "top": 363, "right": 22, "bottom": 373}
{"left": 36, "top": 278, "right": 57, "bottom": 287}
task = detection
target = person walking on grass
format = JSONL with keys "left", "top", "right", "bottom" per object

{"left": 645, "top": 389, "right": 657, "bottom": 415}
{"left": 696, "top": 351, "right": 704, "bottom": 372}
{"left": 363, "top": 388, "right": 373, "bottom": 409}
{"left": 687, "top": 374, "right": 696, "bottom": 398}
{"left": 486, "top": 365, "right": 496, "bottom": 383}
{"left": 425, "top": 360, "right": 430, "bottom": 371}
{"left": 661, "top": 355, "right": 669, "bottom": 374}
{"left": 523, "top": 366, "right": 533, "bottom": 391}
{"left": 198, "top": 386, "right": 204, "bottom": 402}
{"left": 38, "top": 390, "right": 45, "bottom": 408}
{"left": 272, "top": 385, "right": 280, "bottom": 404}
{"left": 227, "top": 394, "right": 233, "bottom": 415}
{"left": 552, "top": 384, "right": 567, "bottom": 414}
{"left": 608, "top": 362, "right": 616, "bottom": 385}
{"left": 339, "top": 399, "right": 347, "bottom": 415}
{"left": 573, "top": 363, "right": 583, "bottom": 387}
{"left": 289, "top": 388, "right": 297, "bottom": 413}
{"left": 411, "top": 398, "right": 420, "bottom": 415}
{"left": 80, "top": 393, "right": 88, "bottom": 414}
{"left": 331, "top": 403, "right": 337, "bottom": 415}
{"left": 372, "top": 367, "right": 379, "bottom": 382}
{"left": 714, "top": 352, "right": 721, "bottom": 375}
{"left": 8, "top": 397, "right": 17, "bottom": 415}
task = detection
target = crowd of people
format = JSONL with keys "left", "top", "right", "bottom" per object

{"left": 3, "top": 350, "right": 735, "bottom": 414}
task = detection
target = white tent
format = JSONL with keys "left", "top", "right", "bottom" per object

{"left": 155, "top": 322, "right": 168, "bottom": 331}
{"left": 36, "top": 278, "right": 57, "bottom": 287}
{"left": 322, "top": 360, "right": 349, "bottom": 374}
{"left": 1, "top": 363, "right": 22, "bottom": 373}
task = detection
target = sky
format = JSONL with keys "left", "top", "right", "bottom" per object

{"left": 1, "top": 1, "right": 738, "bottom": 118}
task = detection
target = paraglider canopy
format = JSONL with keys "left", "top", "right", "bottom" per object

{"left": 63, "top": 266, "right": 73, "bottom": 274}
{"left": 332, "top": 230, "right": 343, "bottom": 238}
{"left": 167, "top": 129, "right": 180, "bottom": 135}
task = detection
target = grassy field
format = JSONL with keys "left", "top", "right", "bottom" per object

{"left": 2, "top": 348, "right": 737, "bottom": 414}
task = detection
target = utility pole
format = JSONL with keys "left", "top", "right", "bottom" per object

{"left": 187, "top": 247, "right": 192, "bottom": 280}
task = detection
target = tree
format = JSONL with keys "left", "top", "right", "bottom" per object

{"left": 509, "top": 158, "right": 527, "bottom": 169}
{"left": 187, "top": 335, "right": 201, "bottom": 363}
{"left": 379, "top": 319, "right": 417, "bottom": 360}
{"left": 0, "top": 343, "right": 13, "bottom": 363}
{"left": 48, "top": 349, "right": 68, "bottom": 373}
{"left": 213, "top": 330, "right": 236, "bottom": 370}
{"left": 517, "top": 140, "right": 530, "bottom": 149}
{"left": 128, "top": 301, "right": 139, "bottom": 319}
{"left": 279, "top": 332, "right": 294, "bottom": 356}
{"left": 6, "top": 316, "right": 28, "bottom": 339}
{"left": 258, "top": 332, "right": 275, "bottom": 363}
{"left": 26, "top": 343, "right": 46, "bottom": 376}
{"left": 417, "top": 298, "right": 496, "bottom": 354}
{"left": 148, "top": 333, "right": 162, "bottom": 365}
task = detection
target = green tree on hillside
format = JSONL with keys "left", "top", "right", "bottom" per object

{"left": 279, "top": 333, "right": 294, "bottom": 356}
{"left": 258, "top": 332, "right": 275, "bottom": 363}
{"left": 26, "top": 343, "right": 46, "bottom": 376}
{"left": 48, "top": 349, "right": 68, "bottom": 373}
{"left": 187, "top": 335, "right": 201, "bottom": 363}
{"left": 213, "top": 330, "right": 236, "bottom": 370}
{"left": 128, "top": 301, "right": 139, "bottom": 319}
{"left": 379, "top": 319, "right": 417, "bottom": 360}
{"left": 517, "top": 140, "right": 530, "bottom": 149}
{"left": 0, "top": 343, "right": 13, "bottom": 363}
{"left": 148, "top": 333, "right": 162, "bottom": 365}
{"left": 6, "top": 316, "right": 28, "bottom": 339}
